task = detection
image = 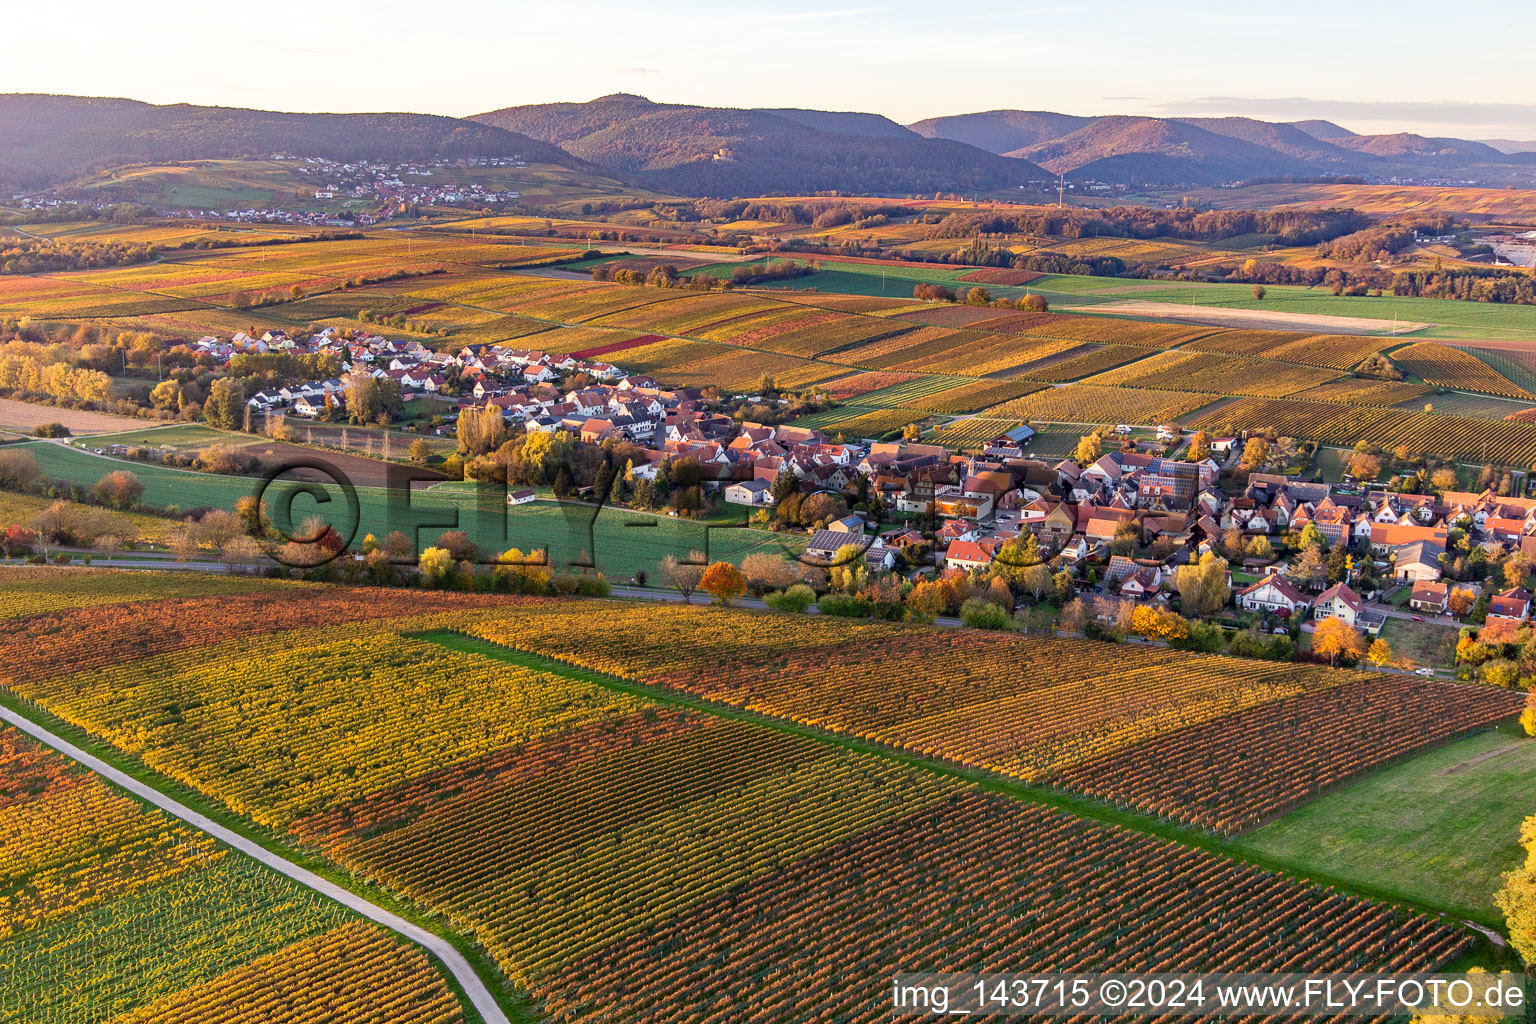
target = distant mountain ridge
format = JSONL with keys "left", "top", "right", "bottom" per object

{"left": 472, "top": 94, "right": 1048, "bottom": 196}
{"left": 4, "top": 92, "right": 1533, "bottom": 198}
{"left": 911, "top": 107, "right": 1536, "bottom": 186}
{"left": 908, "top": 110, "right": 1094, "bottom": 155}
{"left": 0, "top": 94, "right": 586, "bottom": 191}
{"left": 1481, "top": 138, "right": 1536, "bottom": 155}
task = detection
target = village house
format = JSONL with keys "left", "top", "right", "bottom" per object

{"left": 1370, "top": 522, "right": 1449, "bottom": 557}
{"left": 803, "top": 529, "right": 868, "bottom": 564}
{"left": 1392, "top": 539, "right": 1445, "bottom": 583}
{"left": 1236, "top": 573, "right": 1309, "bottom": 616}
{"left": 1488, "top": 587, "right": 1532, "bottom": 622}
{"left": 944, "top": 539, "right": 995, "bottom": 572}
{"left": 1313, "top": 582, "right": 1364, "bottom": 627}
{"left": 1408, "top": 581, "right": 1449, "bottom": 615}
{"left": 723, "top": 479, "right": 773, "bottom": 505}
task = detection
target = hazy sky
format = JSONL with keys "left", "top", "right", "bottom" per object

{"left": 7, "top": 0, "right": 1535, "bottom": 138}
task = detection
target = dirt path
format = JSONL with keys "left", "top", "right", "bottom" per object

{"left": 0, "top": 704, "right": 511, "bottom": 1024}
{"left": 1435, "top": 741, "right": 1522, "bottom": 776}
{"left": 1075, "top": 300, "right": 1431, "bottom": 335}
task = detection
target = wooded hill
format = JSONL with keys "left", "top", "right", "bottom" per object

{"left": 0, "top": 95, "right": 588, "bottom": 190}
{"left": 911, "top": 109, "right": 1536, "bottom": 186}
{"left": 473, "top": 94, "right": 1048, "bottom": 197}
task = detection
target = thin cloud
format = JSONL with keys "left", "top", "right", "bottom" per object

{"left": 724, "top": 6, "right": 884, "bottom": 25}
{"left": 613, "top": 67, "right": 661, "bottom": 76}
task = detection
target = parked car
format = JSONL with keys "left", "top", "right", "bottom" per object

{"left": 1414, "top": 667, "right": 1435, "bottom": 676}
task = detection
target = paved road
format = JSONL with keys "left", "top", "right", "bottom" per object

{"left": 0, "top": 705, "right": 510, "bottom": 1024}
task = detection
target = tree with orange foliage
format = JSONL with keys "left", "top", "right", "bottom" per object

{"left": 1365, "top": 637, "right": 1400, "bottom": 669}
{"left": 699, "top": 561, "right": 746, "bottom": 605}
{"left": 1130, "top": 604, "right": 1189, "bottom": 641}
{"left": 1313, "top": 617, "right": 1367, "bottom": 666}
{"left": 905, "top": 579, "right": 951, "bottom": 621}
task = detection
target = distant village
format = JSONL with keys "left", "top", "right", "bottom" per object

{"left": 13, "top": 154, "right": 525, "bottom": 225}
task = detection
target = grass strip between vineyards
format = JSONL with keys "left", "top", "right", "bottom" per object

{"left": 418, "top": 628, "right": 1512, "bottom": 947}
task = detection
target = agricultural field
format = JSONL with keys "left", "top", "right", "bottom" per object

{"left": 820, "top": 370, "right": 922, "bottom": 400}
{"left": 785, "top": 404, "right": 925, "bottom": 440}
{"left": 1182, "top": 181, "right": 1536, "bottom": 220}
{"left": 0, "top": 398, "right": 154, "bottom": 436}
{"left": 1389, "top": 342, "right": 1536, "bottom": 399}
{"left": 1017, "top": 424, "right": 1090, "bottom": 456}
{"left": 649, "top": 347, "right": 841, "bottom": 392}
{"left": 1288, "top": 378, "right": 1434, "bottom": 406}
{"left": 924, "top": 417, "right": 1029, "bottom": 451}
{"left": 1084, "top": 350, "right": 1340, "bottom": 397}
{"left": 1236, "top": 727, "right": 1536, "bottom": 920}
{"left": 0, "top": 580, "right": 1496, "bottom": 1022}
{"left": 81, "top": 423, "right": 235, "bottom": 449}
{"left": 1015, "top": 315, "right": 1214, "bottom": 349}
{"left": 0, "top": 274, "right": 200, "bottom": 319}
{"left": 982, "top": 384, "right": 1221, "bottom": 425}
{"left": 1048, "top": 679, "right": 1524, "bottom": 834}
{"left": 0, "top": 567, "right": 300, "bottom": 620}
{"left": 1014, "top": 343, "right": 1148, "bottom": 382}
{"left": 1460, "top": 345, "right": 1536, "bottom": 395}
{"left": 837, "top": 375, "right": 972, "bottom": 409}
{"left": 0, "top": 724, "right": 465, "bottom": 1024}
{"left": 12, "top": 220, "right": 313, "bottom": 248}
{"left": 1023, "top": 273, "right": 1536, "bottom": 341}
{"left": 1401, "top": 390, "right": 1535, "bottom": 420}
{"left": 1189, "top": 396, "right": 1536, "bottom": 466}
{"left": 460, "top": 602, "right": 1521, "bottom": 832}
{"left": 820, "top": 325, "right": 990, "bottom": 370}
{"left": 890, "top": 305, "right": 1052, "bottom": 329}
{"left": 1183, "top": 329, "right": 1388, "bottom": 371}
{"left": 540, "top": 792, "right": 1470, "bottom": 1022}
{"left": 901, "top": 332, "right": 1083, "bottom": 376}
{"left": 903, "top": 379, "right": 1042, "bottom": 414}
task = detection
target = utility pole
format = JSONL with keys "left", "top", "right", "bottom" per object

{"left": 1057, "top": 173, "right": 1065, "bottom": 208}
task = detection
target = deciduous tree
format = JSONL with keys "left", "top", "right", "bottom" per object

{"left": 1238, "top": 437, "right": 1270, "bottom": 470}
{"left": 0, "top": 450, "right": 42, "bottom": 491}
{"left": 741, "top": 552, "right": 800, "bottom": 594}
{"left": 1020, "top": 563, "right": 1053, "bottom": 602}
{"left": 1494, "top": 815, "right": 1536, "bottom": 965}
{"left": 418, "top": 546, "right": 454, "bottom": 585}
{"left": 93, "top": 470, "right": 143, "bottom": 509}
{"left": 1313, "top": 617, "right": 1366, "bottom": 666}
{"left": 1175, "top": 552, "right": 1230, "bottom": 618}
{"left": 1448, "top": 587, "right": 1476, "bottom": 617}
{"left": 91, "top": 534, "right": 121, "bottom": 566}
{"left": 1131, "top": 604, "right": 1189, "bottom": 640}
{"left": 0, "top": 524, "right": 34, "bottom": 559}
{"left": 905, "top": 579, "right": 951, "bottom": 621}
{"left": 1365, "top": 637, "right": 1397, "bottom": 668}
{"left": 699, "top": 561, "right": 747, "bottom": 605}
{"left": 660, "top": 551, "right": 707, "bottom": 603}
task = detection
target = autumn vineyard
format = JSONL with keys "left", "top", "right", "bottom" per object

{"left": 0, "top": 573, "right": 1525, "bottom": 1022}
